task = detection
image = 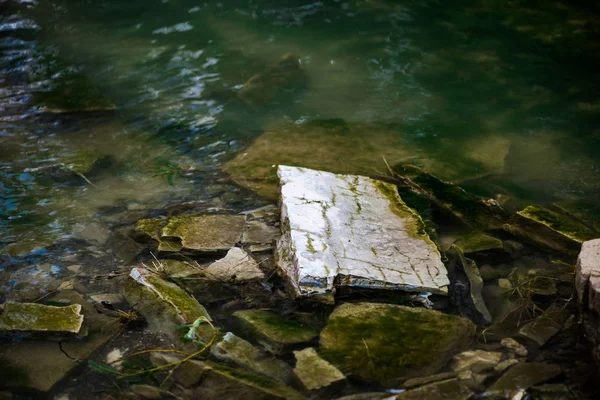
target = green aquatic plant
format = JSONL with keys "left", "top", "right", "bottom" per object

{"left": 152, "top": 162, "right": 183, "bottom": 185}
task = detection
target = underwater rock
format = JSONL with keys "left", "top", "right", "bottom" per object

{"left": 205, "top": 248, "right": 264, "bottom": 282}
{"left": 552, "top": 199, "right": 600, "bottom": 234}
{"left": 238, "top": 53, "right": 308, "bottom": 110}
{"left": 0, "top": 302, "right": 83, "bottom": 334}
{"left": 241, "top": 220, "right": 279, "bottom": 247}
{"left": 293, "top": 347, "right": 346, "bottom": 393}
{"left": 276, "top": 166, "right": 448, "bottom": 300}
{"left": 518, "top": 303, "right": 570, "bottom": 345}
{"left": 152, "top": 354, "right": 306, "bottom": 400}
{"left": 402, "top": 372, "right": 457, "bottom": 389}
{"left": 131, "top": 385, "right": 163, "bottom": 400}
{"left": 486, "top": 363, "right": 561, "bottom": 393}
{"left": 446, "top": 246, "right": 492, "bottom": 325}
{"left": 500, "top": 338, "right": 528, "bottom": 357}
{"left": 162, "top": 215, "right": 246, "bottom": 253}
{"left": 0, "top": 291, "right": 121, "bottom": 392}
{"left": 71, "top": 222, "right": 110, "bottom": 245}
{"left": 494, "top": 359, "right": 520, "bottom": 373}
{"left": 319, "top": 302, "right": 476, "bottom": 386}
{"left": 210, "top": 332, "right": 293, "bottom": 383}
{"left": 233, "top": 309, "right": 317, "bottom": 348}
{"left": 392, "top": 378, "right": 473, "bottom": 400}
{"left": 503, "top": 206, "right": 597, "bottom": 255}
{"left": 453, "top": 232, "right": 509, "bottom": 264}
{"left": 450, "top": 350, "right": 502, "bottom": 373}
{"left": 392, "top": 164, "right": 510, "bottom": 231}
{"left": 123, "top": 267, "right": 214, "bottom": 342}
{"left": 33, "top": 71, "right": 116, "bottom": 113}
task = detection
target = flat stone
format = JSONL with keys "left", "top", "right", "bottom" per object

{"left": 504, "top": 206, "right": 597, "bottom": 255}
{"left": 494, "top": 359, "right": 520, "bottom": 372}
{"left": 131, "top": 385, "right": 162, "bottom": 400}
{"left": 576, "top": 239, "right": 600, "bottom": 313}
{"left": 89, "top": 293, "right": 126, "bottom": 307}
{"left": 450, "top": 350, "right": 502, "bottom": 373}
{"left": 162, "top": 215, "right": 246, "bottom": 253}
{"left": 210, "top": 332, "right": 293, "bottom": 383}
{"left": 233, "top": 309, "right": 317, "bottom": 347}
{"left": 242, "top": 221, "right": 279, "bottom": 245}
{"left": 319, "top": 302, "right": 476, "bottom": 386}
{"left": 453, "top": 232, "right": 509, "bottom": 263}
{"left": 500, "top": 338, "right": 528, "bottom": 357}
{"left": 152, "top": 354, "right": 305, "bottom": 400}
{"left": 393, "top": 378, "right": 473, "bottom": 400}
{"left": 276, "top": 166, "right": 448, "bottom": 299}
{"left": 519, "top": 303, "right": 570, "bottom": 345}
{"left": 403, "top": 372, "right": 456, "bottom": 389}
{"left": 487, "top": 363, "right": 562, "bottom": 392}
{"left": 0, "top": 302, "right": 83, "bottom": 334}
{"left": 123, "top": 267, "right": 214, "bottom": 342}
{"left": 71, "top": 222, "right": 110, "bottom": 245}
{"left": 205, "top": 248, "right": 264, "bottom": 282}
{"left": 293, "top": 347, "right": 346, "bottom": 392}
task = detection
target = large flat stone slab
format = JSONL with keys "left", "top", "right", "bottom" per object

{"left": 276, "top": 166, "right": 448, "bottom": 299}
{"left": 0, "top": 302, "right": 83, "bottom": 334}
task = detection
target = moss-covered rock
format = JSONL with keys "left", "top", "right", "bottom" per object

{"left": 133, "top": 218, "right": 167, "bottom": 242}
{"left": 319, "top": 302, "right": 476, "bottom": 386}
{"left": 211, "top": 332, "right": 293, "bottom": 383}
{"left": 518, "top": 303, "right": 570, "bottom": 345}
{"left": 0, "top": 302, "right": 83, "bottom": 334}
{"left": 123, "top": 267, "right": 214, "bottom": 342}
{"left": 162, "top": 215, "right": 246, "bottom": 253}
{"left": 453, "top": 232, "right": 509, "bottom": 264}
{"left": 33, "top": 71, "right": 116, "bottom": 113}
{"left": 293, "top": 347, "right": 346, "bottom": 393}
{"left": 552, "top": 199, "right": 600, "bottom": 235}
{"left": 503, "top": 205, "right": 597, "bottom": 255}
{"left": 392, "top": 164, "right": 510, "bottom": 231}
{"left": 233, "top": 309, "right": 317, "bottom": 348}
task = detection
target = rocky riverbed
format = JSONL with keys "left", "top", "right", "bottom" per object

{"left": 1, "top": 162, "right": 599, "bottom": 400}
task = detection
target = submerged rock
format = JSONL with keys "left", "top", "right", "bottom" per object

{"left": 211, "top": 332, "right": 293, "bottom": 383}
{"left": 123, "top": 267, "right": 214, "bottom": 342}
{"left": 486, "top": 363, "right": 561, "bottom": 393}
{"left": 500, "top": 338, "right": 528, "bottom": 357}
{"left": 33, "top": 71, "right": 116, "bottom": 113}
{"left": 234, "top": 309, "right": 317, "bottom": 349}
{"left": 450, "top": 350, "right": 502, "bottom": 373}
{"left": 504, "top": 205, "right": 597, "bottom": 255}
{"left": 162, "top": 215, "right": 247, "bottom": 253}
{"left": 241, "top": 220, "right": 279, "bottom": 247}
{"left": 205, "top": 248, "right": 264, "bottom": 282}
{"left": 392, "top": 378, "right": 473, "bottom": 400}
{"left": 276, "top": 166, "right": 448, "bottom": 300}
{"left": 453, "top": 232, "right": 509, "bottom": 263}
{"left": 0, "top": 302, "right": 83, "bottom": 334}
{"left": 293, "top": 347, "right": 346, "bottom": 393}
{"left": 319, "top": 302, "right": 476, "bottom": 386}
{"left": 402, "top": 372, "right": 457, "bottom": 389}
{"left": 518, "top": 303, "right": 570, "bottom": 345}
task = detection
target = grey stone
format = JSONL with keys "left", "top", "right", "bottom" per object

{"left": 500, "top": 338, "right": 528, "bottom": 357}
{"left": 131, "top": 385, "right": 162, "bottom": 400}
{"left": 205, "top": 248, "right": 265, "bottom": 282}
{"left": 487, "top": 363, "right": 561, "bottom": 392}
{"left": 393, "top": 378, "right": 473, "bottom": 400}
{"left": 210, "top": 332, "right": 293, "bottom": 383}
{"left": 494, "top": 359, "right": 519, "bottom": 372}
{"left": 71, "top": 222, "right": 110, "bottom": 245}
{"left": 519, "top": 303, "right": 570, "bottom": 345}
{"left": 450, "top": 350, "right": 502, "bottom": 373}
{"left": 276, "top": 166, "right": 448, "bottom": 300}
{"left": 293, "top": 347, "right": 346, "bottom": 392}
{"left": 576, "top": 239, "right": 600, "bottom": 313}
{"left": 403, "top": 372, "right": 456, "bottom": 389}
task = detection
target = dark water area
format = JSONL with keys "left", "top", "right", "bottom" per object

{"left": 0, "top": 0, "right": 600, "bottom": 398}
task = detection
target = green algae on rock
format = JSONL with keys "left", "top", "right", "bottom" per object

{"left": 162, "top": 214, "right": 246, "bottom": 253}
{"left": 123, "top": 267, "right": 214, "bottom": 342}
{"left": 210, "top": 332, "right": 293, "bottom": 383}
{"left": 293, "top": 347, "right": 346, "bottom": 393}
{"left": 453, "top": 232, "right": 509, "bottom": 263}
{"left": 319, "top": 302, "right": 476, "bottom": 386}
{"left": 33, "top": 72, "right": 116, "bottom": 113}
{"left": 233, "top": 309, "right": 317, "bottom": 347}
{"left": 503, "top": 205, "right": 597, "bottom": 255}
{"left": 0, "top": 302, "right": 83, "bottom": 334}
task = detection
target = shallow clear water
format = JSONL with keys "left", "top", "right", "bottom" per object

{"left": 0, "top": 0, "right": 599, "bottom": 395}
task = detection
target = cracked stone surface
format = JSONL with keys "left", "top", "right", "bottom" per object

{"left": 276, "top": 165, "right": 449, "bottom": 298}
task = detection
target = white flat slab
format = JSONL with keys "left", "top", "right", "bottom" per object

{"left": 276, "top": 165, "right": 449, "bottom": 298}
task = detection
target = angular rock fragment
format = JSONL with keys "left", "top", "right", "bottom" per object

{"left": 0, "top": 302, "right": 83, "bottom": 334}
{"left": 450, "top": 350, "right": 502, "bottom": 373}
{"left": 233, "top": 309, "right": 317, "bottom": 348}
{"left": 162, "top": 215, "right": 246, "bottom": 253}
{"left": 293, "top": 347, "right": 346, "bottom": 393}
{"left": 486, "top": 363, "right": 561, "bottom": 393}
{"left": 504, "top": 206, "right": 597, "bottom": 255}
{"left": 242, "top": 220, "right": 279, "bottom": 247}
{"left": 319, "top": 302, "right": 475, "bottom": 385}
{"left": 205, "top": 248, "right": 264, "bottom": 282}
{"left": 276, "top": 166, "right": 449, "bottom": 300}
{"left": 152, "top": 354, "right": 306, "bottom": 400}
{"left": 402, "top": 372, "right": 457, "bottom": 389}
{"left": 519, "top": 303, "right": 570, "bottom": 345}
{"left": 393, "top": 378, "right": 473, "bottom": 400}
{"left": 211, "top": 332, "right": 293, "bottom": 383}
{"left": 123, "top": 267, "right": 214, "bottom": 342}
{"left": 453, "top": 232, "right": 509, "bottom": 263}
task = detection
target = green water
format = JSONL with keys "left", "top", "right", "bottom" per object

{"left": 0, "top": 0, "right": 599, "bottom": 396}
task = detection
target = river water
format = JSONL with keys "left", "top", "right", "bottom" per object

{"left": 0, "top": 0, "right": 599, "bottom": 397}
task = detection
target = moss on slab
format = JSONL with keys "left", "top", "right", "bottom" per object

{"left": 520, "top": 205, "right": 597, "bottom": 243}
{"left": 319, "top": 302, "right": 475, "bottom": 386}
{"left": 0, "top": 302, "right": 83, "bottom": 334}
{"left": 553, "top": 198, "right": 600, "bottom": 233}
{"left": 34, "top": 72, "right": 116, "bottom": 113}
{"left": 233, "top": 309, "right": 317, "bottom": 345}
{"left": 162, "top": 214, "right": 246, "bottom": 252}
{"left": 373, "top": 180, "right": 428, "bottom": 240}
{"left": 134, "top": 218, "right": 167, "bottom": 241}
